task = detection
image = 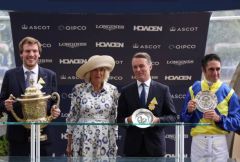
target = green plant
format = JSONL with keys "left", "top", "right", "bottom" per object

{"left": 0, "top": 135, "right": 8, "bottom": 156}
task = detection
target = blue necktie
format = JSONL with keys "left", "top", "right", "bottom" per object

{"left": 25, "top": 71, "right": 33, "bottom": 87}
{"left": 140, "top": 83, "right": 146, "bottom": 107}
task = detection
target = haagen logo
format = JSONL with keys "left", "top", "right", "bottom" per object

{"left": 133, "top": 25, "right": 163, "bottom": 32}
{"left": 165, "top": 75, "right": 192, "bottom": 81}
{"left": 59, "top": 59, "right": 87, "bottom": 64}
{"left": 96, "top": 42, "right": 124, "bottom": 48}
{"left": 169, "top": 26, "right": 176, "bottom": 32}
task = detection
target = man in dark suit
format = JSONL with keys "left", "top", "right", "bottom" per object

{"left": 117, "top": 52, "right": 177, "bottom": 157}
{"left": 0, "top": 36, "right": 61, "bottom": 156}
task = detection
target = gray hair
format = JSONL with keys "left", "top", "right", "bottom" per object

{"left": 133, "top": 52, "right": 152, "bottom": 65}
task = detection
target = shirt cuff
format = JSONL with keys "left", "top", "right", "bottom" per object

{"left": 125, "top": 117, "right": 128, "bottom": 124}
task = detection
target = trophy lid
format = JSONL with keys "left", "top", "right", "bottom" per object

{"left": 17, "top": 79, "right": 50, "bottom": 101}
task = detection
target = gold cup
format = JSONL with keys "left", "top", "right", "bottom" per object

{"left": 10, "top": 84, "right": 60, "bottom": 141}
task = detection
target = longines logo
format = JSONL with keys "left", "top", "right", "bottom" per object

{"left": 58, "top": 25, "right": 87, "bottom": 31}
{"left": 132, "top": 43, "right": 161, "bottom": 49}
{"left": 59, "top": 59, "right": 87, "bottom": 64}
{"left": 166, "top": 60, "right": 194, "bottom": 66}
{"left": 96, "top": 25, "right": 124, "bottom": 31}
{"left": 109, "top": 76, "right": 123, "bottom": 80}
{"left": 133, "top": 25, "right": 163, "bottom": 32}
{"left": 60, "top": 75, "right": 79, "bottom": 80}
{"left": 165, "top": 75, "right": 192, "bottom": 81}
{"left": 21, "top": 24, "right": 51, "bottom": 30}
{"left": 42, "top": 43, "right": 52, "bottom": 48}
{"left": 58, "top": 42, "right": 87, "bottom": 48}
{"left": 96, "top": 42, "right": 124, "bottom": 48}
{"left": 168, "top": 44, "right": 196, "bottom": 50}
{"left": 39, "top": 59, "right": 53, "bottom": 64}
{"left": 171, "top": 93, "right": 186, "bottom": 99}
{"left": 169, "top": 26, "right": 199, "bottom": 32}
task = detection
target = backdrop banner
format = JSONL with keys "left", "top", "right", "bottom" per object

{"left": 10, "top": 12, "right": 210, "bottom": 157}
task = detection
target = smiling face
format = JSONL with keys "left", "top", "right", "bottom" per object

{"left": 202, "top": 60, "right": 221, "bottom": 83}
{"left": 90, "top": 67, "right": 106, "bottom": 86}
{"left": 20, "top": 43, "right": 40, "bottom": 70}
{"left": 132, "top": 57, "right": 152, "bottom": 82}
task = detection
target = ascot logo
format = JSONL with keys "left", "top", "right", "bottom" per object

{"left": 21, "top": 24, "right": 51, "bottom": 30}
{"left": 60, "top": 75, "right": 79, "bottom": 80}
{"left": 168, "top": 44, "right": 196, "bottom": 50}
{"left": 59, "top": 59, "right": 87, "bottom": 64}
{"left": 115, "top": 60, "right": 124, "bottom": 64}
{"left": 96, "top": 42, "right": 124, "bottom": 48}
{"left": 58, "top": 42, "right": 87, "bottom": 48}
{"left": 133, "top": 25, "right": 163, "bottom": 32}
{"left": 58, "top": 25, "right": 87, "bottom": 31}
{"left": 96, "top": 25, "right": 125, "bottom": 31}
{"left": 132, "top": 43, "right": 161, "bottom": 49}
{"left": 169, "top": 26, "right": 199, "bottom": 32}
{"left": 166, "top": 60, "right": 194, "bottom": 66}
{"left": 165, "top": 75, "right": 192, "bottom": 80}
{"left": 171, "top": 93, "right": 186, "bottom": 99}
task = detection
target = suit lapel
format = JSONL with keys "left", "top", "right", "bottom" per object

{"left": 16, "top": 67, "right": 26, "bottom": 93}
{"left": 38, "top": 67, "right": 47, "bottom": 89}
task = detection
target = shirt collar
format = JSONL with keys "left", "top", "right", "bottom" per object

{"left": 137, "top": 78, "right": 151, "bottom": 87}
{"left": 86, "top": 82, "right": 108, "bottom": 92}
{"left": 23, "top": 64, "right": 39, "bottom": 74}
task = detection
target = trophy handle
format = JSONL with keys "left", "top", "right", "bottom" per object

{"left": 8, "top": 94, "right": 24, "bottom": 122}
{"left": 51, "top": 92, "right": 60, "bottom": 107}
{"left": 46, "top": 92, "right": 60, "bottom": 122}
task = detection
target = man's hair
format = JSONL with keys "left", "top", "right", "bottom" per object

{"left": 133, "top": 52, "right": 152, "bottom": 65}
{"left": 18, "top": 36, "right": 42, "bottom": 54}
{"left": 201, "top": 53, "right": 221, "bottom": 69}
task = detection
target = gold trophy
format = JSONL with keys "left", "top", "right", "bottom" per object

{"left": 9, "top": 79, "right": 60, "bottom": 141}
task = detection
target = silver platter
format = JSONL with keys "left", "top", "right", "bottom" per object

{"left": 195, "top": 91, "right": 218, "bottom": 112}
{"left": 132, "top": 108, "right": 154, "bottom": 128}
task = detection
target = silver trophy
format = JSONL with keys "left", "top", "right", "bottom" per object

{"left": 195, "top": 91, "right": 218, "bottom": 112}
{"left": 132, "top": 108, "right": 154, "bottom": 128}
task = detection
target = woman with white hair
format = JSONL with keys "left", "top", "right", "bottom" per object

{"left": 66, "top": 55, "right": 118, "bottom": 159}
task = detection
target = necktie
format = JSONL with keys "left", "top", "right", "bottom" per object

{"left": 140, "top": 83, "right": 146, "bottom": 107}
{"left": 25, "top": 71, "right": 33, "bottom": 87}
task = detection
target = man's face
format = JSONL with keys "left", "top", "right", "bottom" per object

{"left": 20, "top": 43, "right": 40, "bottom": 70}
{"left": 203, "top": 60, "right": 221, "bottom": 83}
{"left": 132, "top": 57, "right": 152, "bottom": 82}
